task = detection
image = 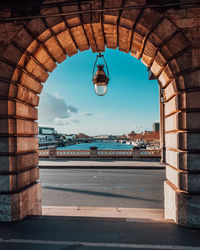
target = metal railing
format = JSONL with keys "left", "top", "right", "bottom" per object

{"left": 38, "top": 149, "right": 160, "bottom": 159}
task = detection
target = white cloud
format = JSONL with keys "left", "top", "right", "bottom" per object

{"left": 79, "top": 112, "right": 94, "bottom": 117}
{"left": 38, "top": 92, "right": 78, "bottom": 126}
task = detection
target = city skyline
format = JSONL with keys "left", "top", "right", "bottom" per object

{"left": 38, "top": 49, "right": 159, "bottom": 135}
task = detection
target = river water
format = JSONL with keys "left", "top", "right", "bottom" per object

{"left": 57, "top": 141, "right": 133, "bottom": 150}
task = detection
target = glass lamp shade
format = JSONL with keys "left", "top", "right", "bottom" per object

{"left": 94, "top": 83, "right": 107, "bottom": 96}
{"left": 92, "top": 64, "right": 109, "bottom": 96}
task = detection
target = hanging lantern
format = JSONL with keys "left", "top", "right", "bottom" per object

{"left": 92, "top": 53, "right": 109, "bottom": 96}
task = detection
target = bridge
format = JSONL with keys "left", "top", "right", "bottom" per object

{"left": 39, "top": 148, "right": 160, "bottom": 159}
{"left": 74, "top": 136, "right": 124, "bottom": 143}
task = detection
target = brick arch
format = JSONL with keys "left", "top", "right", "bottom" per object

{"left": 1, "top": 1, "right": 200, "bottom": 227}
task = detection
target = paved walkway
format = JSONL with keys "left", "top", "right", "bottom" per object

{"left": 39, "top": 159, "right": 164, "bottom": 169}
{"left": 1, "top": 215, "right": 200, "bottom": 250}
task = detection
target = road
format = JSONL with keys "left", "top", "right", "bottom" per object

{"left": 40, "top": 168, "right": 165, "bottom": 208}
{"left": 1, "top": 169, "right": 200, "bottom": 250}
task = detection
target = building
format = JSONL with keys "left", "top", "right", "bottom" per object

{"left": 153, "top": 122, "right": 160, "bottom": 132}
{"left": 38, "top": 127, "right": 58, "bottom": 149}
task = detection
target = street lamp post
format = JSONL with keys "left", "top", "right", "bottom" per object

{"left": 160, "top": 87, "right": 166, "bottom": 163}
{"left": 147, "top": 68, "right": 166, "bottom": 163}
{"left": 92, "top": 53, "right": 109, "bottom": 96}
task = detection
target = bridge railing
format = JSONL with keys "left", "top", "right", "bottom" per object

{"left": 38, "top": 149, "right": 160, "bottom": 159}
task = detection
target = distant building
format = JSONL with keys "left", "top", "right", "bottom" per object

{"left": 39, "top": 127, "right": 57, "bottom": 135}
{"left": 153, "top": 122, "right": 160, "bottom": 132}
{"left": 38, "top": 127, "right": 58, "bottom": 149}
{"left": 94, "top": 135, "right": 118, "bottom": 140}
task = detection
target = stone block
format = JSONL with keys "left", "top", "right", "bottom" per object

{"left": 103, "top": 24, "right": 117, "bottom": 50}
{"left": 0, "top": 136, "right": 38, "bottom": 154}
{"left": 165, "top": 111, "right": 200, "bottom": 131}
{"left": 0, "top": 182, "right": 42, "bottom": 222}
{"left": 4, "top": 43, "right": 23, "bottom": 65}
{"left": 164, "top": 80, "right": 177, "bottom": 100}
{"left": 56, "top": 30, "right": 78, "bottom": 57}
{"left": 17, "top": 119, "right": 38, "bottom": 135}
{"left": 44, "top": 36, "right": 66, "bottom": 63}
{"left": 180, "top": 90, "right": 200, "bottom": 110}
{"left": 119, "top": 26, "right": 132, "bottom": 53}
{"left": 164, "top": 180, "right": 177, "bottom": 222}
{"left": 51, "top": 22, "right": 66, "bottom": 35}
{"left": 16, "top": 167, "right": 39, "bottom": 190}
{"left": 70, "top": 26, "right": 90, "bottom": 52}
{"left": 25, "top": 59, "right": 49, "bottom": 83}
{"left": 41, "top": 7, "right": 63, "bottom": 29}
{"left": 131, "top": 31, "right": 144, "bottom": 59}
{"left": 16, "top": 101, "right": 38, "bottom": 120}
{"left": 166, "top": 164, "right": 182, "bottom": 190}
{"left": 166, "top": 150, "right": 200, "bottom": 172}
{"left": 153, "top": 17, "right": 177, "bottom": 42}
{"left": 166, "top": 164, "right": 200, "bottom": 193}
{"left": 0, "top": 118, "right": 38, "bottom": 135}
{"left": 0, "top": 175, "right": 10, "bottom": 192}
{"left": 12, "top": 28, "right": 34, "bottom": 50}
{"left": 20, "top": 72, "right": 43, "bottom": 94}
{"left": 162, "top": 32, "right": 190, "bottom": 59}
{"left": 141, "top": 40, "right": 157, "bottom": 67}
{"left": 121, "top": 2, "right": 142, "bottom": 22}
{"left": 0, "top": 167, "right": 39, "bottom": 192}
{"left": 12, "top": 182, "right": 42, "bottom": 221}
{"left": 26, "top": 18, "right": 47, "bottom": 38}
{"left": 26, "top": 40, "right": 40, "bottom": 55}
{"left": 158, "top": 65, "right": 173, "bottom": 87}
{"left": 0, "top": 60, "right": 15, "bottom": 80}
{"left": 0, "top": 195, "right": 11, "bottom": 222}
{"left": 150, "top": 51, "right": 166, "bottom": 76}
{"left": 0, "top": 80, "right": 11, "bottom": 97}
{"left": 0, "top": 152, "right": 39, "bottom": 173}
{"left": 165, "top": 113, "right": 178, "bottom": 132}
{"left": 16, "top": 86, "right": 39, "bottom": 106}
{"left": 169, "top": 49, "right": 200, "bottom": 75}
{"left": 178, "top": 111, "right": 200, "bottom": 130}
{"left": 166, "top": 131, "right": 200, "bottom": 151}
{"left": 165, "top": 180, "right": 200, "bottom": 228}
{"left": 34, "top": 46, "right": 57, "bottom": 72}
{"left": 91, "top": 23, "right": 105, "bottom": 52}
{"left": 17, "top": 137, "right": 38, "bottom": 153}
{"left": 175, "top": 18, "right": 198, "bottom": 29}
{"left": 165, "top": 95, "right": 179, "bottom": 116}
{"left": 179, "top": 132, "right": 200, "bottom": 151}
{"left": 83, "top": 24, "right": 99, "bottom": 52}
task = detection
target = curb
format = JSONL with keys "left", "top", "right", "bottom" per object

{"left": 42, "top": 206, "right": 171, "bottom": 224}
{"left": 39, "top": 165, "right": 165, "bottom": 170}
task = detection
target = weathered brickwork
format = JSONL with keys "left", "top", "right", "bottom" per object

{"left": 0, "top": 0, "right": 200, "bottom": 227}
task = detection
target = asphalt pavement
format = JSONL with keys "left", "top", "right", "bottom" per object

{"left": 40, "top": 168, "right": 165, "bottom": 208}
{"left": 1, "top": 162, "right": 200, "bottom": 250}
{"left": 1, "top": 216, "right": 200, "bottom": 250}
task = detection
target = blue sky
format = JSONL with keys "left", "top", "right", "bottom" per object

{"left": 38, "top": 49, "right": 159, "bottom": 136}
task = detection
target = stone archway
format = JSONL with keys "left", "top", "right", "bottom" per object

{"left": 0, "top": 0, "right": 200, "bottom": 227}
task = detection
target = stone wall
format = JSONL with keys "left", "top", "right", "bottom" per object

{"left": 0, "top": 0, "right": 200, "bottom": 227}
